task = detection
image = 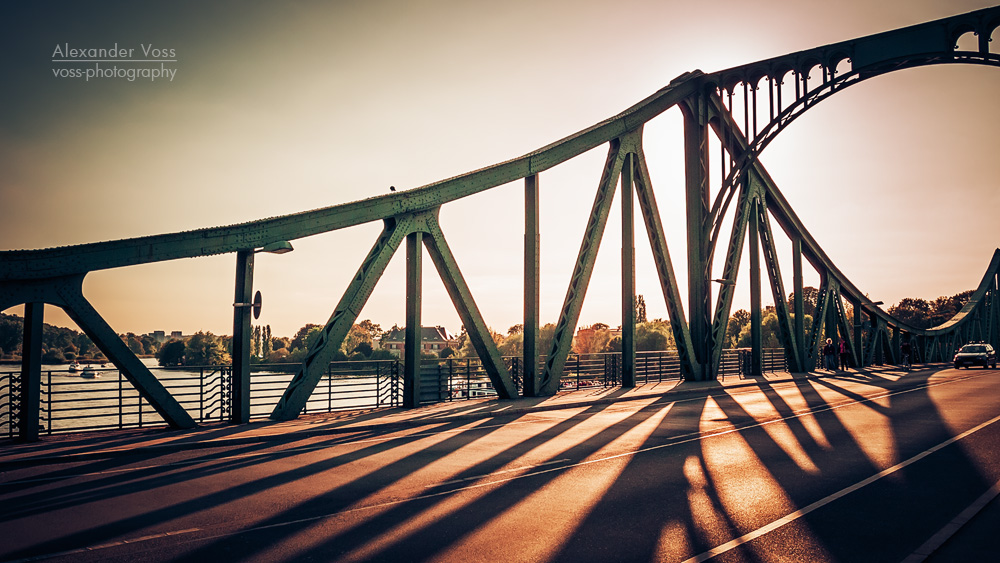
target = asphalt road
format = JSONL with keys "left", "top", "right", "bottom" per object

{"left": 2, "top": 367, "right": 1000, "bottom": 562}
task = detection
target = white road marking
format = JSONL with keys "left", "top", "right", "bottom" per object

{"left": 425, "top": 458, "right": 572, "bottom": 487}
{"left": 681, "top": 412, "right": 1000, "bottom": 563}
{"left": 901, "top": 476, "right": 1000, "bottom": 563}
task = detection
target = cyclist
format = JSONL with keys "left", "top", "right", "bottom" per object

{"left": 901, "top": 340, "right": 912, "bottom": 371}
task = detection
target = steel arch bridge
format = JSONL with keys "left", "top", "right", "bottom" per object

{"left": 2, "top": 6, "right": 998, "bottom": 438}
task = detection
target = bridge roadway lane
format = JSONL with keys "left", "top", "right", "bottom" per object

{"left": 2, "top": 367, "right": 1000, "bottom": 562}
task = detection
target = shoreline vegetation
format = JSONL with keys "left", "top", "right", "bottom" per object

{"left": 0, "top": 287, "right": 973, "bottom": 367}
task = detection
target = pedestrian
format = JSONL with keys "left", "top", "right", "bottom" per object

{"left": 839, "top": 338, "right": 849, "bottom": 370}
{"left": 823, "top": 338, "right": 837, "bottom": 371}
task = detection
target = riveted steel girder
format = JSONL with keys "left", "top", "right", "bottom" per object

{"left": 271, "top": 209, "right": 517, "bottom": 419}
{"left": 1, "top": 275, "right": 196, "bottom": 429}
{"left": 0, "top": 74, "right": 703, "bottom": 282}
{"left": 403, "top": 231, "right": 422, "bottom": 408}
{"left": 270, "top": 215, "right": 417, "bottom": 420}
{"left": 708, "top": 173, "right": 759, "bottom": 378}
{"left": 59, "top": 281, "right": 196, "bottom": 428}
{"left": 682, "top": 95, "right": 713, "bottom": 381}
{"left": 523, "top": 175, "right": 541, "bottom": 397}
{"left": 756, "top": 196, "right": 802, "bottom": 372}
{"left": 749, "top": 198, "right": 762, "bottom": 376}
{"left": 18, "top": 303, "right": 43, "bottom": 441}
{"left": 621, "top": 152, "right": 636, "bottom": 388}
{"left": 539, "top": 133, "right": 631, "bottom": 395}
{"left": 232, "top": 250, "right": 254, "bottom": 424}
{"left": 422, "top": 212, "right": 518, "bottom": 399}
{"left": 632, "top": 145, "right": 698, "bottom": 379}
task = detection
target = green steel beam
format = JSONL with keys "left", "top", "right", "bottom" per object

{"left": 539, "top": 135, "right": 628, "bottom": 395}
{"left": 709, "top": 175, "right": 756, "bottom": 379}
{"left": 621, "top": 152, "right": 636, "bottom": 388}
{"left": 682, "top": 95, "right": 713, "bottom": 381}
{"left": 56, "top": 277, "right": 196, "bottom": 429}
{"left": 756, "top": 195, "right": 801, "bottom": 372}
{"left": 632, "top": 145, "right": 698, "bottom": 379}
{"left": 793, "top": 239, "right": 806, "bottom": 371}
{"left": 404, "top": 231, "right": 423, "bottom": 408}
{"left": 809, "top": 277, "right": 832, "bottom": 367}
{"left": 271, "top": 216, "right": 414, "bottom": 420}
{"left": 231, "top": 250, "right": 254, "bottom": 424}
{"left": 422, "top": 212, "right": 518, "bottom": 399}
{"left": 891, "top": 326, "right": 901, "bottom": 364}
{"left": 749, "top": 197, "right": 762, "bottom": 376}
{"left": 523, "top": 175, "right": 540, "bottom": 397}
{"left": 854, "top": 299, "right": 864, "bottom": 368}
{"left": 18, "top": 302, "right": 43, "bottom": 442}
{"left": 0, "top": 74, "right": 703, "bottom": 282}
{"left": 831, "top": 290, "right": 857, "bottom": 368}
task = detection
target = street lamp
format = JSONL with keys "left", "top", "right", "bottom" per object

{"left": 232, "top": 241, "right": 294, "bottom": 423}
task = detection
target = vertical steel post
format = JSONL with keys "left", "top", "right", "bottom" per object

{"left": 792, "top": 238, "right": 806, "bottom": 371}
{"left": 848, "top": 299, "right": 859, "bottom": 368}
{"left": 18, "top": 303, "right": 43, "bottom": 442}
{"left": 749, "top": 199, "right": 762, "bottom": 376}
{"left": 621, "top": 153, "right": 636, "bottom": 388}
{"left": 683, "top": 95, "right": 712, "bottom": 381}
{"left": 404, "top": 232, "right": 423, "bottom": 408}
{"left": 891, "top": 326, "right": 901, "bottom": 364}
{"left": 232, "top": 250, "right": 254, "bottom": 423}
{"left": 523, "top": 175, "right": 540, "bottom": 396}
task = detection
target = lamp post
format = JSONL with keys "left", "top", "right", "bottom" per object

{"left": 232, "top": 241, "right": 293, "bottom": 423}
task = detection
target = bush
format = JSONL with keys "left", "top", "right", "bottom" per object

{"left": 156, "top": 340, "right": 186, "bottom": 366}
{"left": 42, "top": 349, "right": 66, "bottom": 363}
{"left": 369, "top": 349, "right": 395, "bottom": 361}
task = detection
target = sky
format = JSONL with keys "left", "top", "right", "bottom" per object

{"left": 1, "top": 0, "right": 998, "bottom": 340}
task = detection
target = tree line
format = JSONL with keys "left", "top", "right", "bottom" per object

{"left": 0, "top": 288, "right": 976, "bottom": 366}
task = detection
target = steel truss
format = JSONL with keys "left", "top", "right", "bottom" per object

{"left": 2, "top": 7, "right": 1000, "bottom": 436}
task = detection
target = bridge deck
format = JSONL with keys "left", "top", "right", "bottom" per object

{"left": 1, "top": 364, "right": 916, "bottom": 468}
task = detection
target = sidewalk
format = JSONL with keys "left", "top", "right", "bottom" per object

{"left": 0, "top": 365, "right": 921, "bottom": 468}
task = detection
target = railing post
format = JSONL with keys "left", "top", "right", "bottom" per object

{"left": 118, "top": 369, "right": 124, "bottom": 429}
{"left": 45, "top": 370, "right": 52, "bottom": 435}
{"left": 199, "top": 367, "right": 205, "bottom": 422}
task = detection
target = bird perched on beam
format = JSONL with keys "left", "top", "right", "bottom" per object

{"left": 389, "top": 185, "right": 396, "bottom": 192}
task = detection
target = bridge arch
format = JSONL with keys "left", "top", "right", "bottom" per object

{"left": 695, "top": 18, "right": 1000, "bottom": 375}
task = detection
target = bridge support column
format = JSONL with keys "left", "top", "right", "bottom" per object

{"left": 793, "top": 239, "right": 806, "bottom": 371}
{"left": 403, "top": 232, "right": 423, "bottom": 408}
{"left": 749, "top": 199, "right": 762, "bottom": 376}
{"left": 523, "top": 175, "right": 540, "bottom": 396}
{"left": 621, "top": 153, "right": 636, "bottom": 388}
{"left": 17, "top": 303, "right": 43, "bottom": 442}
{"left": 854, "top": 302, "right": 863, "bottom": 368}
{"left": 232, "top": 250, "right": 254, "bottom": 424}
{"left": 683, "top": 95, "right": 712, "bottom": 381}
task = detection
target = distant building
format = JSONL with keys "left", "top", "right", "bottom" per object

{"left": 380, "top": 326, "right": 457, "bottom": 357}
{"left": 147, "top": 330, "right": 187, "bottom": 343}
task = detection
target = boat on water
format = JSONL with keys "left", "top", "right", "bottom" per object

{"left": 81, "top": 366, "right": 100, "bottom": 379}
{"left": 68, "top": 362, "right": 82, "bottom": 372}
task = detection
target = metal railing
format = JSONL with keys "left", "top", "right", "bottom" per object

{"left": 1, "top": 348, "right": 790, "bottom": 437}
